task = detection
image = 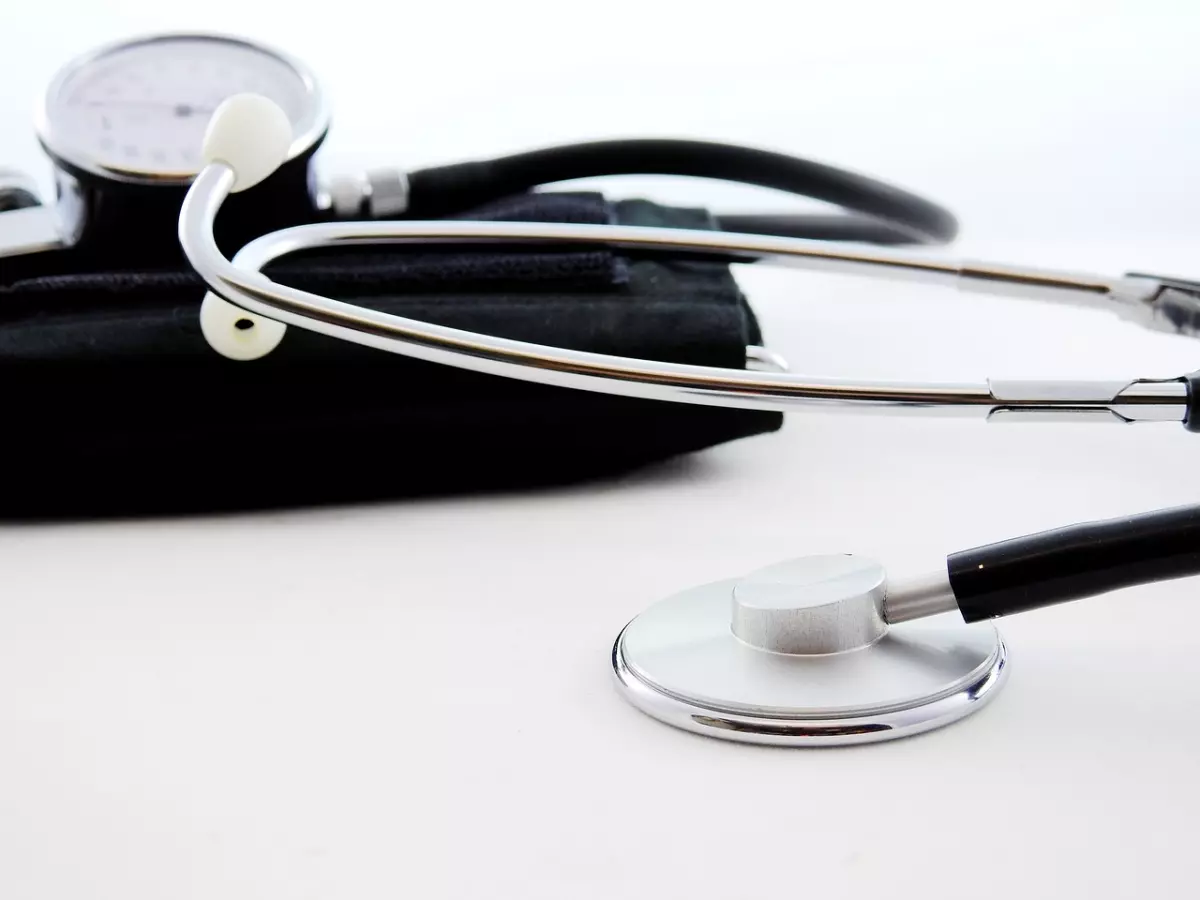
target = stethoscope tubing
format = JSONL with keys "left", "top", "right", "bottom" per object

{"left": 947, "top": 503, "right": 1200, "bottom": 622}
{"left": 404, "top": 138, "right": 960, "bottom": 245}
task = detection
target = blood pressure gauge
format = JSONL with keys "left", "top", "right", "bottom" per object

{"left": 36, "top": 33, "right": 328, "bottom": 185}
{"left": 5, "top": 33, "right": 331, "bottom": 270}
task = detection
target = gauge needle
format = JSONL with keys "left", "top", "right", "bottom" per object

{"left": 84, "top": 100, "right": 215, "bottom": 117}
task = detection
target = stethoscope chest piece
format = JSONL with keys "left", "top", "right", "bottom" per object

{"left": 612, "top": 555, "right": 1007, "bottom": 746}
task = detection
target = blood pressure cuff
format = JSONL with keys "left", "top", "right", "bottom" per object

{"left": 0, "top": 192, "right": 782, "bottom": 517}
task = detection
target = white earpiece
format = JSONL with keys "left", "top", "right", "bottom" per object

{"left": 202, "top": 93, "right": 293, "bottom": 192}
{"left": 200, "top": 292, "right": 286, "bottom": 361}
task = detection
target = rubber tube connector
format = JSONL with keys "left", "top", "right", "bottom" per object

{"left": 1182, "top": 370, "right": 1200, "bottom": 432}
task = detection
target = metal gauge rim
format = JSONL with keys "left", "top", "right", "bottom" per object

{"left": 34, "top": 31, "right": 330, "bottom": 186}
{"left": 612, "top": 579, "right": 1009, "bottom": 747}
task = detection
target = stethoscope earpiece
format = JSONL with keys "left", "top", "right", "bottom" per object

{"left": 202, "top": 93, "right": 293, "bottom": 194}
{"left": 200, "top": 290, "right": 286, "bottom": 361}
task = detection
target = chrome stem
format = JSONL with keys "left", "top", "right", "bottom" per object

{"left": 883, "top": 570, "right": 958, "bottom": 624}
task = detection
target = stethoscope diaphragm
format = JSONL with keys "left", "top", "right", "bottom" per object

{"left": 612, "top": 555, "right": 1007, "bottom": 747}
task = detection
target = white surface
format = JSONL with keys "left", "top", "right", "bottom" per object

{"left": 4, "top": 3, "right": 1200, "bottom": 898}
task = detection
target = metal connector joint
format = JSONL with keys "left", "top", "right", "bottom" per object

{"left": 985, "top": 378, "right": 1188, "bottom": 425}
{"left": 883, "top": 570, "right": 958, "bottom": 624}
{"left": 1116, "top": 273, "right": 1200, "bottom": 338}
{"left": 321, "top": 167, "right": 410, "bottom": 220}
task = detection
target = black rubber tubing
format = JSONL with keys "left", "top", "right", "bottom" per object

{"left": 1181, "top": 368, "right": 1200, "bottom": 432}
{"left": 948, "top": 504, "right": 1200, "bottom": 622}
{"left": 406, "top": 139, "right": 959, "bottom": 245}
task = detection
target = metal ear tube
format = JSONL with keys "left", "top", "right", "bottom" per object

{"left": 181, "top": 98, "right": 1197, "bottom": 427}
{"left": 181, "top": 96, "right": 1200, "bottom": 747}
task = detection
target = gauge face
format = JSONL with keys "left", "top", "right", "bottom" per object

{"left": 38, "top": 34, "right": 326, "bottom": 183}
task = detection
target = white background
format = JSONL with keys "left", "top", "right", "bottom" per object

{"left": 3, "top": 2, "right": 1200, "bottom": 898}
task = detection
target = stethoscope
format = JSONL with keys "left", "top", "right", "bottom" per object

{"left": 182, "top": 94, "right": 1200, "bottom": 747}
{"left": 8, "top": 33, "right": 1200, "bottom": 748}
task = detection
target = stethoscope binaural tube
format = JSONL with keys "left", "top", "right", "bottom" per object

{"left": 181, "top": 96, "right": 1200, "bottom": 425}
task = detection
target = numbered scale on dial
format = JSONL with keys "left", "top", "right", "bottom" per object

{"left": 37, "top": 34, "right": 326, "bottom": 183}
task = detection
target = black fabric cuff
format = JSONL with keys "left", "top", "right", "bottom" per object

{"left": 0, "top": 192, "right": 782, "bottom": 518}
